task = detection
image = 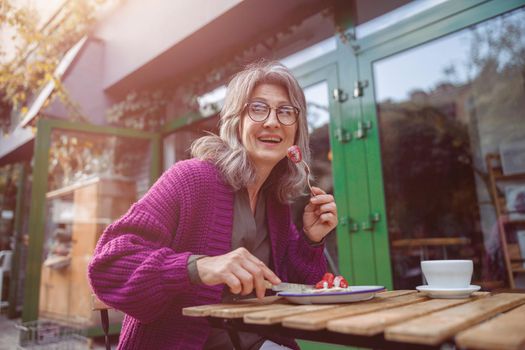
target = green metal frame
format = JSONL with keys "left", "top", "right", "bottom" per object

{"left": 348, "top": 0, "right": 525, "bottom": 289}
{"left": 334, "top": 36, "right": 387, "bottom": 287}
{"left": 354, "top": 0, "right": 525, "bottom": 56}
{"left": 161, "top": 111, "right": 212, "bottom": 134}
{"left": 22, "top": 118, "right": 161, "bottom": 323}
{"left": 8, "top": 161, "right": 28, "bottom": 318}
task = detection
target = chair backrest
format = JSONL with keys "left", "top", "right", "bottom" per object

{"left": 0, "top": 250, "right": 13, "bottom": 271}
{"left": 92, "top": 294, "right": 112, "bottom": 350}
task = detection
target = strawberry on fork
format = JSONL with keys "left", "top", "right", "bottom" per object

{"left": 287, "top": 145, "right": 315, "bottom": 196}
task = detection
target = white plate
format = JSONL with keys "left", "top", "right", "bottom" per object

{"left": 416, "top": 285, "right": 481, "bottom": 299}
{"left": 277, "top": 286, "right": 385, "bottom": 304}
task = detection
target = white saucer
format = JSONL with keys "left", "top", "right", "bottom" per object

{"left": 416, "top": 285, "right": 481, "bottom": 299}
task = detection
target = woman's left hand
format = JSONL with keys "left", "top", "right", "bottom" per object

{"left": 302, "top": 186, "right": 338, "bottom": 243}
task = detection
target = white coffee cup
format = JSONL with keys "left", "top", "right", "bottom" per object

{"left": 421, "top": 260, "right": 473, "bottom": 289}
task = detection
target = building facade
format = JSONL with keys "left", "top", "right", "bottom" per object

{"left": 1, "top": 0, "right": 525, "bottom": 347}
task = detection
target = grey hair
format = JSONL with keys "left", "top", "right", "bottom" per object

{"left": 191, "top": 60, "right": 310, "bottom": 203}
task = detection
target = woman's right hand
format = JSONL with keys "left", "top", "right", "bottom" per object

{"left": 196, "top": 247, "right": 281, "bottom": 299}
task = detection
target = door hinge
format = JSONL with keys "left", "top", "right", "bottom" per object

{"left": 332, "top": 88, "right": 349, "bottom": 103}
{"left": 342, "top": 217, "right": 360, "bottom": 232}
{"left": 335, "top": 128, "right": 351, "bottom": 143}
{"left": 354, "top": 121, "right": 372, "bottom": 139}
{"left": 359, "top": 212, "right": 381, "bottom": 231}
{"left": 340, "top": 216, "right": 359, "bottom": 233}
{"left": 362, "top": 212, "right": 381, "bottom": 232}
{"left": 353, "top": 80, "right": 369, "bottom": 98}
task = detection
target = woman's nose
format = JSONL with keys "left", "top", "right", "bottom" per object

{"left": 263, "top": 109, "right": 280, "bottom": 128}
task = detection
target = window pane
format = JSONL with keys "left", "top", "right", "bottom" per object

{"left": 163, "top": 116, "right": 220, "bottom": 169}
{"left": 41, "top": 130, "right": 150, "bottom": 323}
{"left": 373, "top": 7, "right": 525, "bottom": 289}
{"left": 293, "top": 80, "right": 338, "bottom": 273}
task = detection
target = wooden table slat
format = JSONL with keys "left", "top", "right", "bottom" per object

{"left": 375, "top": 290, "right": 418, "bottom": 298}
{"left": 385, "top": 293, "right": 525, "bottom": 345}
{"left": 327, "top": 294, "right": 488, "bottom": 336}
{"left": 244, "top": 304, "right": 338, "bottom": 325}
{"left": 182, "top": 296, "right": 282, "bottom": 317}
{"left": 281, "top": 292, "right": 427, "bottom": 331}
{"left": 455, "top": 303, "right": 525, "bottom": 350}
{"left": 241, "top": 290, "right": 417, "bottom": 325}
{"left": 210, "top": 303, "right": 295, "bottom": 318}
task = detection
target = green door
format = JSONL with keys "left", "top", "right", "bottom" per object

{"left": 294, "top": 58, "right": 363, "bottom": 350}
{"left": 289, "top": 35, "right": 394, "bottom": 289}
{"left": 354, "top": 0, "right": 525, "bottom": 289}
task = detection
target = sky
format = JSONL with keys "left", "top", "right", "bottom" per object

{"left": 0, "top": 0, "right": 65, "bottom": 62}
{"left": 374, "top": 29, "right": 470, "bottom": 102}
{"left": 373, "top": 5, "right": 524, "bottom": 102}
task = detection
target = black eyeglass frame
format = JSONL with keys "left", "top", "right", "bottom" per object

{"left": 243, "top": 101, "right": 300, "bottom": 126}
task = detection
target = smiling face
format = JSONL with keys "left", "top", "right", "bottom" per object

{"left": 240, "top": 83, "right": 298, "bottom": 172}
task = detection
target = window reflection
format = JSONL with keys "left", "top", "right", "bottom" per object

{"left": 48, "top": 131, "right": 151, "bottom": 197}
{"left": 374, "top": 7, "right": 525, "bottom": 289}
{"left": 163, "top": 116, "right": 220, "bottom": 169}
{"left": 280, "top": 37, "right": 336, "bottom": 69}
{"left": 304, "top": 82, "right": 333, "bottom": 191}
{"left": 41, "top": 130, "right": 149, "bottom": 323}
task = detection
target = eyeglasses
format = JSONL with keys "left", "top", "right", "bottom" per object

{"left": 244, "top": 101, "right": 299, "bottom": 126}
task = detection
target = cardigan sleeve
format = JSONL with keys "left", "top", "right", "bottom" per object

{"left": 285, "top": 218, "right": 327, "bottom": 284}
{"left": 88, "top": 164, "right": 193, "bottom": 324}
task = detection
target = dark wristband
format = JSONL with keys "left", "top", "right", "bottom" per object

{"left": 187, "top": 254, "right": 207, "bottom": 284}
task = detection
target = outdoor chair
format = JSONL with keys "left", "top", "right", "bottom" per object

{"left": 92, "top": 294, "right": 112, "bottom": 350}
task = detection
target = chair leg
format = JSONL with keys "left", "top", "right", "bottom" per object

{"left": 225, "top": 320, "right": 243, "bottom": 350}
{"left": 0, "top": 270, "right": 6, "bottom": 309}
{"left": 100, "top": 309, "right": 110, "bottom": 350}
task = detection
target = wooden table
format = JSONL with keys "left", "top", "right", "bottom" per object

{"left": 183, "top": 290, "right": 525, "bottom": 350}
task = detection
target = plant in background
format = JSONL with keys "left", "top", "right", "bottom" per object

{"left": 105, "top": 89, "right": 170, "bottom": 131}
{"left": 105, "top": 6, "right": 337, "bottom": 131}
{"left": 0, "top": 0, "right": 111, "bottom": 134}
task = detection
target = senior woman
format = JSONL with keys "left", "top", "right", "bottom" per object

{"left": 88, "top": 60, "right": 338, "bottom": 350}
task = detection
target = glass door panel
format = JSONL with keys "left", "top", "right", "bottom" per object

{"left": 23, "top": 119, "right": 159, "bottom": 325}
{"left": 294, "top": 63, "right": 352, "bottom": 281}
{"left": 39, "top": 130, "right": 152, "bottom": 325}
{"left": 371, "top": 7, "right": 525, "bottom": 289}
{"left": 298, "top": 80, "right": 339, "bottom": 273}
{"left": 162, "top": 115, "right": 219, "bottom": 170}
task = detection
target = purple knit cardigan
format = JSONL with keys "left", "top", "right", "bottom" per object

{"left": 88, "top": 158, "right": 327, "bottom": 349}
